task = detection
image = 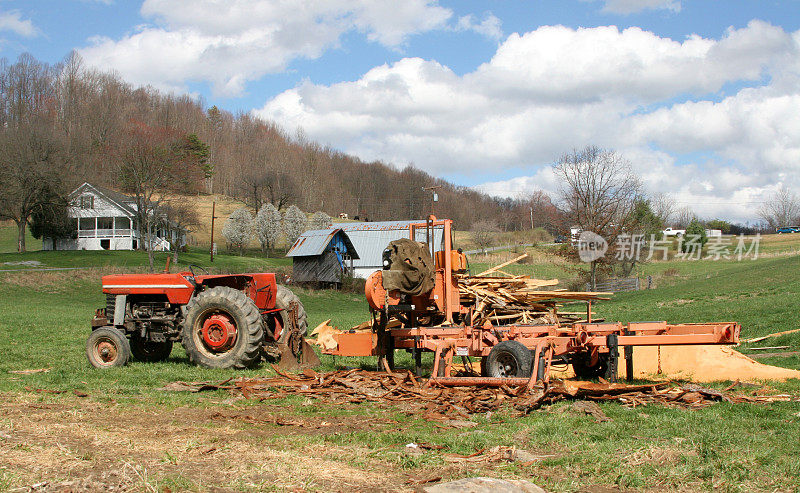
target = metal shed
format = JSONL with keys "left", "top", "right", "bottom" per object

{"left": 286, "top": 229, "right": 359, "bottom": 284}
{"left": 331, "top": 221, "right": 446, "bottom": 279}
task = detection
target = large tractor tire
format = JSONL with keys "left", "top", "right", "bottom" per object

{"left": 273, "top": 285, "right": 308, "bottom": 344}
{"left": 483, "top": 341, "right": 533, "bottom": 379}
{"left": 86, "top": 327, "right": 131, "bottom": 368}
{"left": 130, "top": 333, "right": 173, "bottom": 363}
{"left": 181, "top": 286, "right": 264, "bottom": 369}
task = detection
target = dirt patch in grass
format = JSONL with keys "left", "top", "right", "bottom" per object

{"left": 656, "top": 298, "right": 693, "bottom": 307}
{"left": 0, "top": 394, "right": 412, "bottom": 492}
{"left": 624, "top": 444, "right": 697, "bottom": 467}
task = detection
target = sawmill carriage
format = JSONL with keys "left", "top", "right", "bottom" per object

{"left": 322, "top": 216, "right": 740, "bottom": 385}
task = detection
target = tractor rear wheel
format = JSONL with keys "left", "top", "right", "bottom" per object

{"left": 484, "top": 341, "right": 532, "bottom": 379}
{"left": 86, "top": 327, "right": 131, "bottom": 368}
{"left": 181, "top": 286, "right": 264, "bottom": 369}
{"left": 130, "top": 333, "right": 173, "bottom": 362}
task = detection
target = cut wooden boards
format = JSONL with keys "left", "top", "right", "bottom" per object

{"left": 460, "top": 256, "right": 611, "bottom": 326}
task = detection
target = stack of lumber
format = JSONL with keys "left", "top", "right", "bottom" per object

{"left": 458, "top": 254, "right": 611, "bottom": 326}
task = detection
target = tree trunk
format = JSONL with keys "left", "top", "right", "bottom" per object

{"left": 590, "top": 261, "right": 597, "bottom": 291}
{"left": 172, "top": 241, "right": 179, "bottom": 264}
{"left": 147, "top": 220, "right": 155, "bottom": 272}
{"left": 17, "top": 219, "right": 27, "bottom": 253}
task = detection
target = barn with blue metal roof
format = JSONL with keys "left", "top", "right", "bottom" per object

{"left": 288, "top": 220, "right": 446, "bottom": 280}
{"left": 286, "top": 229, "right": 359, "bottom": 285}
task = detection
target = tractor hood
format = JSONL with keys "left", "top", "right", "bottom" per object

{"left": 102, "top": 273, "right": 196, "bottom": 304}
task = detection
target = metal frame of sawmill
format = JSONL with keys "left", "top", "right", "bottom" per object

{"left": 327, "top": 216, "right": 741, "bottom": 386}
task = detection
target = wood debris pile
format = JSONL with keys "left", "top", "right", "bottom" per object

{"left": 162, "top": 367, "right": 798, "bottom": 419}
{"left": 458, "top": 254, "right": 612, "bottom": 326}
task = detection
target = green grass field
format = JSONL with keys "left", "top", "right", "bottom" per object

{"left": 0, "top": 234, "right": 799, "bottom": 491}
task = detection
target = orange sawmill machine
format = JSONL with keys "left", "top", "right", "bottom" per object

{"left": 324, "top": 216, "right": 740, "bottom": 387}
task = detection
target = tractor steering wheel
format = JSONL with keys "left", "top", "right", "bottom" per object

{"left": 189, "top": 264, "right": 209, "bottom": 277}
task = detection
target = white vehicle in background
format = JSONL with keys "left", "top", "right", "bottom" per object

{"left": 662, "top": 227, "right": 685, "bottom": 237}
{"left": 705, "top": 229, "right": 723, "bottom": 238}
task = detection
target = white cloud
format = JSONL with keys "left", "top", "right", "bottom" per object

{"left": 256, "top": 21, "right": 800, "bottom": 222}
{"left": 457, "top": 13, "right": 503, "bottom": 41}
{"left": 0, "top": 9, "right": 37, "bottom": 37}
{"left": 79, "top": 0, "right": 452, "bottom": 97}
{"left": 584, "top": 0, "right": 682, "bottom": 15}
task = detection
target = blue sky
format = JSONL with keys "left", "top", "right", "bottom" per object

{"left": 2, "top": 0, "right": 800, "bottom": 223}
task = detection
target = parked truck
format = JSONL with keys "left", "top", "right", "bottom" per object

{"left": 662, "top": 227, "right": 685, "bottom": 237}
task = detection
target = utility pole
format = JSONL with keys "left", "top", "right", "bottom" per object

{"left": 209, "top": 201, "right": 217, "bottom": 263}
{"left": 422, "top": 185, "right": 442, "bottom": 216}
{"left": 530, "top": 206, "right": 534, "bottom": 230}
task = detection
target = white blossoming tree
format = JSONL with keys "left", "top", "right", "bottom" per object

{"left": 255, "top": 203, "right": 283, "bottom": 255}
{"left": 222, "top": 207, "right": 254, "bottom": 255}
{"left": 310, "top": 211, "right": 332, "bottom": 230}
{"left": 283, "top": 205, "right": 308, "bottom": 245}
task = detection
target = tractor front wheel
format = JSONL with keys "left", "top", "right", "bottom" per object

{"left": 86, "top": 327, "right": 131, "bottom": 368}
{"left": 181, "top": 286, "right": 264, "bottom": 369}
{"left": 483, "top": 341, "right": 532, "bottom": 379}
{"left": 130, "top": 333, "right": 173, "bottom": 362}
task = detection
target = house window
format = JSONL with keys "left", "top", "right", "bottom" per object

{"left": 97, "top": 217, "right": 113, "bottom": 229}
{"left": 114, "top": 217, "right": 131, "bottom": 229}
{"left": 79, "top": 195, "right": 94, "bottom": 209}
{"left": 79, "top": 218, "right": 95, "bottom": 230}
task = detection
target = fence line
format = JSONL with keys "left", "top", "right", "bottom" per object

{"left": 585, "top": 277, "right": 648, "bottom": 292}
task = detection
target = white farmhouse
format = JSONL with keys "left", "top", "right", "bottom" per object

{"left": 43, "top": 182, "right": 177, "bottom": 251}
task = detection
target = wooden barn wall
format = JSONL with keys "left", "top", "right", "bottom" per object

{"left": 292, "top": 252, "right": 343, "bottom": 283}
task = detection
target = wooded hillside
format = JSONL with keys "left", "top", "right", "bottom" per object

{"left": 0, "top": 52, "right": 563, "bottom": 247}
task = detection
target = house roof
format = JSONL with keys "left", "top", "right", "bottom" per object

{"left": 286, "top": 229, "right": 360, "bottom": 259}
{"left": 70, "top": 182, "right": 137, "bottom": 216}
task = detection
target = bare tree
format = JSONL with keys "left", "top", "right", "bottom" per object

{"left": 470, "top": 220, "right": 500, "bottom": 254}
{"left": 0, "top": 123, "right": 68, "bottom": 252}
{"left": 650, "top": 192, "right": 675, "bottom": 226}
{"left": 758, "top": 187, "right": 800, "bottom": 229}
{"left": 0, "top": 55, "right": 72, "bottom": 252}
{"left": 116, "top": 123, "right": 179, "bottom": 271}
{"left": 554, "top": 146, "right": 642, "bottom": 289}
{"left": 162, "top": 199, "right": 200, "bottom": 264}
{"left": 239, "top": 169, "right": 296, "bottom": 212}
{"left": 673, "top": 206, "right": 695, "bottom": 229}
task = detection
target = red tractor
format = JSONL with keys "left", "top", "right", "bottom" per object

{"left": 86, "top": 267, "right": 312, "bottom": 369}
